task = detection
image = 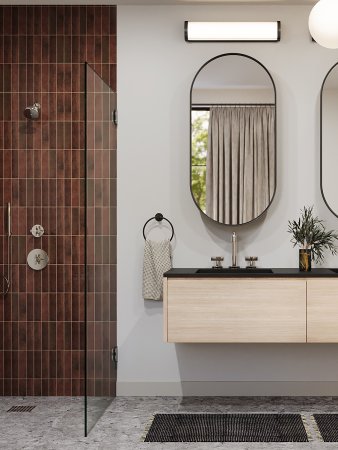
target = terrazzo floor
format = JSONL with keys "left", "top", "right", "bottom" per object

{"left": 1, "top": 396, "right": 338, "bottom": 449}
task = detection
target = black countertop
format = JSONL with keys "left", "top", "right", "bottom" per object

{"left": 164, "top": 268, "right": 338, "bottom": 278}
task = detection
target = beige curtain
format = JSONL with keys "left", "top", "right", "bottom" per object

{"left": 206, "top": 106, "right": 275, "bottom": 225}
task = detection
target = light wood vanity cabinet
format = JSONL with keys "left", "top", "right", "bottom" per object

{"left": 163, "top": 277, "right": 338, "bottom": 343}
{"left": 307, "top": 279, "right": 338, "bottom": 343}
{"left": 163, "top": 278, "right": 307, "bottom": 343}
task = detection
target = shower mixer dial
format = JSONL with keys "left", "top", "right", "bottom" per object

{"left": 30, "top": 224, "right": 44, "bottom": 238}
{"left": 27, "top": 249, "right": 49, "bottom": 271}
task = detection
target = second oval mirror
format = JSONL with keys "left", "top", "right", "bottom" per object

{"left": 190, "top": 53, "right": 276, "bottom": 226}
{"left": 321, "top": 62, "right": 338, "bottom": 218}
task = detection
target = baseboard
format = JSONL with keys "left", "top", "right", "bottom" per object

{"left": 117, "top": 381, "right": 338, "bottom": 396}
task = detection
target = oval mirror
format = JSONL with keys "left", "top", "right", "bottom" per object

{"left": 190, "top": 53, "right": 276, "bottom": 226}
{"left": 321, "top": 63, "right": 338, "bottom": 218}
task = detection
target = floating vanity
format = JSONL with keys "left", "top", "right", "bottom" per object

{"left": 163, "top": 269, "right": 338, "bottom": 344}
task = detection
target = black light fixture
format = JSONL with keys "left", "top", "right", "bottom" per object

{"left": 184, "top": 21, "right": 281, "bottom": 43}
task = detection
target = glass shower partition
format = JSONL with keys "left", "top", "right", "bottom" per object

{"left": 84, "top": 63, "right": 117, "bottom": 435}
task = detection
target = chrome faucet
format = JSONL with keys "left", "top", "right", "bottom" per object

{"left": 229, "top": 231, "right": 240, "bottom": 268}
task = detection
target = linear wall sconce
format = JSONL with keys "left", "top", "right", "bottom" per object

{"left": 184, "top": 21, "right": 281, "bottom": 43}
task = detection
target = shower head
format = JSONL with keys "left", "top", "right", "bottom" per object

{"left": 24, "top": 103, "right": 40, "bottom": 120}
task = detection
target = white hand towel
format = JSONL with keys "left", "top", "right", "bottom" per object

{"left": 143, "top": 239, "right": 172, "bottom": 301}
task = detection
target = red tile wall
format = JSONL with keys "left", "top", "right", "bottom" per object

{"left": 0, "top": 6, "right": 117, "bottom": 396}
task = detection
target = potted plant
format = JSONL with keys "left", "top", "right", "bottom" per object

{"left": 288, "top": 206, "right": 338, "bottom": 271}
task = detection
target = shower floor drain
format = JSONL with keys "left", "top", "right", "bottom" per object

{"left": 7, "top": 406, "right": 36, "bottom": 413}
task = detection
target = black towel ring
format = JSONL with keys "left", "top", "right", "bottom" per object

{"left": 143, "top": 213, "right": 175, "bottom": 241}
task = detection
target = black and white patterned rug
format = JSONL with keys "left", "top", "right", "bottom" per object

{"left": 143, "top": 413, "right": 309, "bottom": 442}
{"left": 313, "top": 414, "right": 338, "bottom": 442}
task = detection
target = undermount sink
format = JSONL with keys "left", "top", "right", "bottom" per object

{"left": 196, "top": 268, "right": 273, "bottom": 274}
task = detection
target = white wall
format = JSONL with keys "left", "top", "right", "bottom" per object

{"left": 117, "top": 5, "right": 338, "bottom": 395}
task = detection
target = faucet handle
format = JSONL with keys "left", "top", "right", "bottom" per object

{"left": 211, "top": 256, "right": 224, "bottom": 268}
{"left": 245, "top": 256, "right": 258, "bottom": 268}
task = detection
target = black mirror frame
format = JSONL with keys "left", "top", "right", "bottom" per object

{"left": 189, "top": 52, "right": 277, "bottom": 227}
{"left": 320, "top": 62, "right": 338, "bottom": 219}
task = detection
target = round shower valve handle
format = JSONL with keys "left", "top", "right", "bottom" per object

{"left": 27, "top": 249, "right": 49, "bottom": 271}
{"left": 30, "top": 224, "right": 44, "bottom": 238}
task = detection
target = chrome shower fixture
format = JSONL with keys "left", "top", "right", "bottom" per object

{"left": 24, "top": 102, "right": 40, "bottom": 120}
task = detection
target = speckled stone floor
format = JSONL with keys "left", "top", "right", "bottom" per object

{"left": 1, "top": 397, "right": 338, "bottom": 449}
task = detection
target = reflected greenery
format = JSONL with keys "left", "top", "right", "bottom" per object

{"left": 191, "top": 111, "right": 209, "bottom": 212}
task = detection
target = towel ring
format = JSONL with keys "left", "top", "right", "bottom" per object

{"left": 143, "top": 213, "right": 175, "bottom": 241}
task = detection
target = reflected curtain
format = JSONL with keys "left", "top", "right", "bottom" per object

{"left": 206, "top": 106, "right": 275, "bottom": 225}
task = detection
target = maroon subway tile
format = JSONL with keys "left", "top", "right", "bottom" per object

{"left": 49, "top": 7, "right": 57, "bottom": 35}
{"left": 41, "top": 293, "right": 49, "bottom": 322}
{"left": 48, "top": 93, "right": 56, "bottom": 122}
{"left": 95, "top": 37, "right": 102, "bottom": 64}
{"left": 56, "top": 37, "right": 65, "bottom": 64}
{"left": 11, "top": 379, "right": 19, "bottom": 396}
{"left": 41, "top": 379, "right": 49, "bottom": 396}
{"left": 57, "top": 265, "right": 64, "bottom": 293}
{"left": 34, "top": 351, "right": 41, "bottom": 379}
{"left": 26, "top": 65, "right": 34, "bottom": 93}
{"left": 49, "top": 293, "right": 57, "bottom": 322}
{"left": 56, "top": 377, "right": 64, "bottom": 396}
{"left": 27, "top": 378, "right": 34, "bottom": 396}
{"left": 102, "top": 7, "right": 110, "bottom": 35}
{"left": 110, "top": 7, "right": 116, "bottom": 35}
{"left": 57, "top": 6, "right": 65, "bottom": 35}
{"left": 41, "top": 38, "right": 49, "bottom": 65}
{"left": 56, "top": 322, "right": 65, "bottom": 350}
{"left": 86, "top": 6, "right": 95, "bottom": 35}
{"left": 64, "top": 267, "right": 72, "bottom": 294}
{"left": 18, "top": 293, "right": 27, "bottom": 322}
{"left": 49, "top": 265, "right": 57, "bottom": 293}
{"left": 49, "top": 207, "right": 57, "bottom": 236}
{"left": 109, "top": 36, "right": 117, "bottom": 64}
{"left": 94, "top": 6, "right": 102, "bottom": 35}
{"left": 18, "top": 36, "right": 26, "bottom": 64}
{"left": 18, "top": 350, "right": 27, "bottom": 378}
{"left": 3, "top": 64, "right": 11, "bottom": 93}
{"left": 27, "top": 352, "right": 34, "bottom": 379}
{"left": 64, "top": 37, "right": 72, "bottom": 64}
{"left": 86, "top": 36, "right": 95, "bottom": 62}
{"left": 109, "top": 65, "right": 117, "bottom": 92}
{"left": 41, "top": 322, "right": 49, "bottom": 351}
{"left": 34, "top": 6, "right": 42, "bottom": 35}
{"left": 3, "top": 37, "right": 12, "bottom": 64}
{"left": 18, "top": 6, "right": 27, "bottom": 35}
{"left": 49, "top": 37, "right": 57, "bottom": 64}
{"left": 27, "top": 37, "right": 34, "bottom": 64}
{"left": 71, "top": 6, "right": 80, "bottom": 35}
{"left": 64, "top": 322, "right": 71, "bottom": 350}
{"left": 33, "top": 179, "right": 42, "bottom": 207}
{"left": 57, "top": 294, "right": 65, "bottom": 322}
{"left": 34, "top": 377, "right": 45, "bottom": 397}
{"left": 49, "top": 351, "right": 56, "bottom": 380}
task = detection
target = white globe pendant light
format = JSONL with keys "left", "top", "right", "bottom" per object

{"left": 309, "top": 0, "right": 338, "bottom": 49}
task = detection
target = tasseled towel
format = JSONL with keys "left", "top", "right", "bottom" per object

{"left": 143, "top": 239, "right": 172, "bottom": 301}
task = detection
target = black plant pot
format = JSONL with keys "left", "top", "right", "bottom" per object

{"left": 299, "top": 249, "right": 312, "bottom": 272}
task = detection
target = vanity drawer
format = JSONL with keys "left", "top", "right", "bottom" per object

{"left": 164, "top": 278, "right": 306, "bottom": 343}
{"left": 307, "top": 279, "right": 338, "bottom": 343}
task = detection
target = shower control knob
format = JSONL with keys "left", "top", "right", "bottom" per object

{"left": 27, "top": 249, "right": 49, "bottom": 271}
{"left": 30, "top": 224, "right": 44, "bottom": 238}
